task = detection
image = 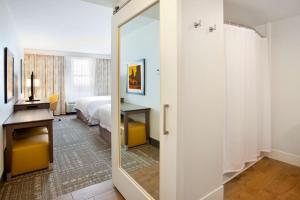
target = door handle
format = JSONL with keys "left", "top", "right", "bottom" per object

{"left": 163, "top": 104, "right": 169, "bottom": 135}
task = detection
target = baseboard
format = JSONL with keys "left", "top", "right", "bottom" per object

{"left": 265, "top": 149, "right": 300, "bottom": 167}
{"left": 149, "top": 137, "right": 160, "bottom": 148}
{"left": 199, "top": 185, "right": 224, "bottom": 200}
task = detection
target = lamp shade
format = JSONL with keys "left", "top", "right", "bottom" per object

{"left": 26, "top": 79, "right": 40, "bottom": 88}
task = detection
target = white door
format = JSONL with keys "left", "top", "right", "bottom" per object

{"left": 111, "top": 0, "right": 179, "bottom": 199}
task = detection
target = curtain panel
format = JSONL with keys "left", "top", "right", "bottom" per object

{"left": 24, "top": 54, "right": 66, "bottom": 115}
{"left": 95, "top": 58, "right": 111, "bottom": 96}
{"left": 223, "top": 25, "right": 271, "bottom": 174}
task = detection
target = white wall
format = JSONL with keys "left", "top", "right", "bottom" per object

{"left": 0, "top": 0, "right": 23, "bottom": 177}
{"left": 270, "top": 14, "right": 300, "bottom": 157}
{"left": 178, "top": 0, "right": 225, "bottom": 199}
{"left": 120, "top": 20, "right": 160, "bottom": 141}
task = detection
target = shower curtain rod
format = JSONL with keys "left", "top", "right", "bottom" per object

{"left": 224, "top": 21, "right": 266, "bottom": 38}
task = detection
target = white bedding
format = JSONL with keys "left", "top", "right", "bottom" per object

{"left": 92, "top": 104, "right": 112, "bottom": 132}
{"left": 75, "top": 96, "right": 111, "bottom": 125}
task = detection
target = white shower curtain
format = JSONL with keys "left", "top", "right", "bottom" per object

{"left": 223, "top": 24, "right": 271, "bottom": 173}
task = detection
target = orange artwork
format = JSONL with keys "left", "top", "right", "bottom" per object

{"left": 128, "top": 64, "right": 142, "bottom": 89}
{"left": 127, "top": 59, "right": 145, "bottom": 95}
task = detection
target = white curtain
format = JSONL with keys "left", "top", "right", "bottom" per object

{"left": 65, "top": 56, "right": 111, "bottom": 102}
{"left": 223, "top": 25, "right": 271, "bottom": 174}
{"left": 24, "top": 54, "right": 66, "bottom": 115}
{"left": 94, "top": 58, "right": 111, "bottom": 96}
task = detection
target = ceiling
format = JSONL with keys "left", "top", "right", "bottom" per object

{"left": 224, "top": 0, "right": 300, "bottom": 27}
{"left": 81, "top": 0, "right": 114, "bottom": 7}
{"left": 6, "top": 0, "right": 112, "bottom": 55}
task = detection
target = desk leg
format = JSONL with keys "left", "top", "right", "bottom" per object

{"left": 5, "top": 127, "right": 13, "bottom": 181}
{"left": 47, "top": 122, "right": 53, "bottom": 164}
{"left": 145, "top": 111, "right": 150, "bottom": 143}
{"left": 124, "top": 113, "right": 129, "bottom": 149}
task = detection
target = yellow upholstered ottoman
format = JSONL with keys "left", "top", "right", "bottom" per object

{"left": 127, "top": 122, "right": 146, "bottom": 148}
{"left": 12, "top": 127, "right": 49, "bottom": 176}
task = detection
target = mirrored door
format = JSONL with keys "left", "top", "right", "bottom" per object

{"left": 112, "top": 0, "right": 178, "bottom": 199}
{"left": 118, "top": 3, "right": 160, "bottom": 199}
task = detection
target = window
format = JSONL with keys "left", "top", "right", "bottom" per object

{"left": 72, "top": 58, "right": 94, "bottom": 87}
{"left": 65, "top": 57, "right": 96, "bottom": 101}
{"left": 65, "top": 56, "right": 111, "bottom": 102}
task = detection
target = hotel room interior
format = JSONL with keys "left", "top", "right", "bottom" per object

{"left": 1, "top": 0, "right": 300, "bottom": 200}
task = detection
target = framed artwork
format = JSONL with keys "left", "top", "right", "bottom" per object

{"left": 4, "top": 47, "right": 14, "bottom": 103}
{"left": 127, "top": 59, "right": 145, "bottom": 95}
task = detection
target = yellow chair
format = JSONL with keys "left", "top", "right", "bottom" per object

{"left": 48, "top": 94, "right": 61, "bottom": 121}
{"left": 12, "top": 127, "right": 49, "bottom": 176}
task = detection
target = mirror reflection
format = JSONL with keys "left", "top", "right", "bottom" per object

{"left": 119, "top": 3, "right": 160, "bottom": 199}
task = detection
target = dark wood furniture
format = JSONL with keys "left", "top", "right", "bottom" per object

{"left": 2, "top": 109, "right": 54, "bottom": 180}
{"left": 120, "top": 103, "right": 151, "bottom": 148}
{"left": 14, "top": 99, "right": 50, "bottom": 111}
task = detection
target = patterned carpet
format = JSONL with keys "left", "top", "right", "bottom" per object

{"left": 121, "top": 144, "right": 159, "bottom": 173}
{"left": 0, "top": 115, "right": 159, "bottom": 200}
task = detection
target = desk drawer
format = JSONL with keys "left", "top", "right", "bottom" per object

{"left": 14, "top": 103, "right": 50, "bottom": 111}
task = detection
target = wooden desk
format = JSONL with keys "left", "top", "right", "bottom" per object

{"left": 14, "top": 99, "right": 50, "bottom": 111}
{"left": 121, "top": 103, "right": 151, "bottom": 147}
{"left": 3, "top": 109, "right": 54, "bottom": 180}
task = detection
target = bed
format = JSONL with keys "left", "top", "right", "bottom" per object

{"left": 75, "top": 96, "right": 111, "bottom": 125}
{"left": 93, "top": 103, "right": 112, "bottom": 132}
{"left": 92, "top": 104, "right": 112, "bottom": 144}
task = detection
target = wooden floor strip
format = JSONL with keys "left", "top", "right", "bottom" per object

{"left": 224, "top": 157, "right": 300, "bottom": 200}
